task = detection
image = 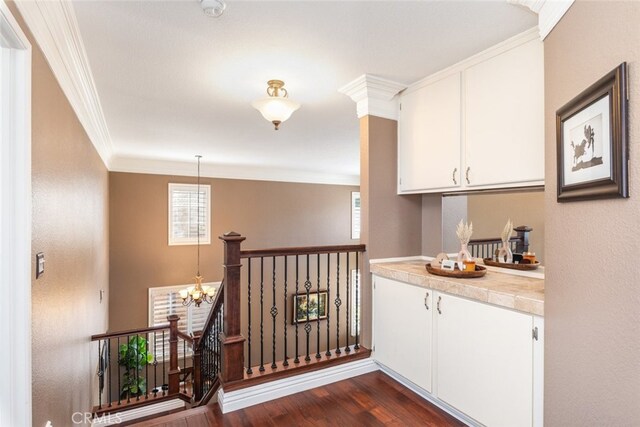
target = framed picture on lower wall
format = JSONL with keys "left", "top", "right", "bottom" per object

{"left": 292, "top": 291, "right": 328, "bottom": 324}
{"left": 556, "top": 62, "right": 629, "bottom": 202}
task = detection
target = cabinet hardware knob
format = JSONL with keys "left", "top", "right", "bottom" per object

{"left": 452, "top": 168, "right": 457, "bottom": 185}
{"left": 437, "top": 296, "right": 442, "bottom": 314}
{"left": 466, "top": 167, "right": 471, "bottom": 184}
{"left": 424, "top": 291, "right": 429, "bottom": 310}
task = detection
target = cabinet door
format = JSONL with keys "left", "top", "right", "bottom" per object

{"left": 435, "top": 292, "right": 533, "bottom": 427}
{"left": 398, "top": 73, "right": 461, "bottom": 192}
{"left": 373, "top": 276, "right": 432, "bottom": 392}
{"left": 464, "top": 38, "right": 544, "bottom": 187}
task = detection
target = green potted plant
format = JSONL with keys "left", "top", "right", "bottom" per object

{"left": 118, "top": 335, "right": 154, "bottom": 399}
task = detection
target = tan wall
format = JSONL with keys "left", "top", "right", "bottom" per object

{"left": 109, "top": 172, "right": 359, "bottom": 332}
{"left": 7, "top": 2, "right": 111, "bottom": 425}
{"left": 544, "top": 1, "right": 640, "bottom": 424}
{"left": 360, "top": 115, "right": 423, "bottom": 347}
{"left": 467, "top": 191, "right": 545, "bottom": 262}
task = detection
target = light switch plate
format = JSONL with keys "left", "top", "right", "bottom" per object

{"left": 36, "top": 252, "right": 45, "bottom": 278}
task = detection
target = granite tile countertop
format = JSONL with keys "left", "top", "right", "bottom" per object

{"left": 370, "top": 260, "right": 544, "bottom": 316}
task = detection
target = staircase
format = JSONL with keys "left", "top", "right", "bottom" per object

{"left": 90, "top": 232, "right": 368, "bottom": 425}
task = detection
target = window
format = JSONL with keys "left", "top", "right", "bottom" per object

{"left": 168, "top": 183, "right": 211, "bottom": 246}
{"left": 148, "top": 283, "right": 220, "bottom": 359}
{"left": 351, "top": 192, "right": 360, "bottom": 239}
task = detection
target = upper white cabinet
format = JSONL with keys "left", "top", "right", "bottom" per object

{"left": 397, "top": 30, "right": 544, "bottom": 194}
{"left": 465, "top": 39, "right": 544, "bottom": 187}
{"left": 398, "top": 73, "right": 461, "bottom": 192}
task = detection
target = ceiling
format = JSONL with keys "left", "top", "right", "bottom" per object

{"left": 71, "top": 0, "right": 537, "bottom": 184}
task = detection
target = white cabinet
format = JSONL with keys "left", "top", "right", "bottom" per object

{"left": 398, "top": 73, "right": 461, "bottom": 192}
{"left": 373, "top": 276, "right": 433, "bottom": 392}
{"left": 464, "top": 38, "right": 544, "bottom": 187}
{"left": 435, "top": 291, "right": 533, "bottom": 427}
{"left": 397, "top": 31, "right": 544, "bottom": 194}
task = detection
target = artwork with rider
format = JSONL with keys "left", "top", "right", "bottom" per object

{"left": 569, "top": 115, "right": 604, "bottom": 172}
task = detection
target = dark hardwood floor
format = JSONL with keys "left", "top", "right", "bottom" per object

{"left": 130, "top": 371, "right": 464, "bottom": 426}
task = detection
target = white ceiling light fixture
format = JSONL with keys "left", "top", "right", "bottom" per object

{"left": 200, "top": 0, "right": 226, "bottom": 18}
{"left": 252, "top": 80, "right": 301, "bottom": 130}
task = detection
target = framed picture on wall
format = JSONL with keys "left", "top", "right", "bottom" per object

{"left": 292, "top": 291, "right": 327, "bottom": 324}
{"left": 556, "top": 62, "right": 628, "bottom": 202}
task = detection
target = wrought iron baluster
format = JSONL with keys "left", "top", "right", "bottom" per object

{"left": 136, "top": 334, "right": 141, "bottom": 401}
{"left": 145, "top": 332, "right": 149, "bottom": 399}
{"left": 304, "top": 254, "right": 311, "bottom": 362}
{"left": 326, "top": 253, "right": 331, "bottom": 357}
{"left": 335, "top": 252, "right": 341, "bottom": 355}
{"left": 316, "top": 253, "right": 321, "bottom": 359}
{"left": 162, "top": 330, "right": 166, "bottom": 396}
{"left": 260, "top": 257, "right": 265, "bottom": 372}
{"left": 247, "top": 259, "right": 253, "bottom": 375}
{"left": 294, "top": 255, "right": 300, "bottom": 364}
{"left": 107, "top": 339, "right": 112, "bottom": 407}
{"left": 345, "top": 254, "right": 350, "bottom": 353}
{"left": 183, "top": 335, "right": 187, "bottom": 393}
{"left": 117, "top": 336, "right": 121, "bottom": 405}
{"left": 283, "top": 256, "right": 289, "bottom": 367}
{"left": 355, "top": 251, "right": 360, "bottom": 350}
{"left": 153, "top": 332, "right": 158, "bottom": 397}
{"left": 97, "top": 339, "right": 102, "bottom": 409}
{"left": 271, "top": 256, "right": 278, "bottom": 369}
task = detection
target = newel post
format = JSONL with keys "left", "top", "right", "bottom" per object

{"left": 219, "top": 231, "right": 246, "bottom": 384}
{"left": 167, "top": 314, "right": 180, "bottom": 394}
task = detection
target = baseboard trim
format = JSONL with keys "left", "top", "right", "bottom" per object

{"left": 91, "top": 399, "right": 185, "bottom": 426}
{"left": 376, "top": 362, "right": 480, "bottom": 427}
{"left": 217, "top": 358, "right": 379, "bottom": 413}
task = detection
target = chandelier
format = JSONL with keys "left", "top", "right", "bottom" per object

{"left": 251, "top": 80, "right": 300, "bottom": 130}
{"left": 179, "top": 155, "right": 216, "bottom": 307}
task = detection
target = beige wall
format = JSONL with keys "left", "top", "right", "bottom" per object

{"left": 360, "top": 115, "right": 423, "bottom": 347}
{"left": 7, "top": 2, "right": 111, "bottom": 425}
{"left": 109, "top": 172, "right": 358, "bottom": 332}
{"left": 544, "top": 1, "right": 640, "bottom": 424}
{"left": 467, "top": 191, "right": 545, "bottom": 262}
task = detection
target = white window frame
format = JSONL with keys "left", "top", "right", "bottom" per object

{"left": 351, "top": 191, "right": 361, "bottom": 240}
{"left": 168, "top": 183, "right": 211, "bottom": 246}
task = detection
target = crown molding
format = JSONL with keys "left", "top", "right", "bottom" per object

{"left": 508, "top": 0, "right": 574, "bottom": 39}
{"left": 15, "top": 0, "right": 113, "bottom": 168}
{"left": 339, "top": 74, "right": 407, "bottom": 121}
{"left": 109, "top": 155, "right": 360, "bottom": 186}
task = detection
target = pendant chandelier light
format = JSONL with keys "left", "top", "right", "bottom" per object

{"left": 252, "top": 80, "right": 300, "bottom": 130}
{"left": 179, "top": 155, "right": 216, "bottom": 307}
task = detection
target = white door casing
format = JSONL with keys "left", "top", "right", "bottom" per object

{"left": 0, "top": 1, "right": 32, "bottom": 426}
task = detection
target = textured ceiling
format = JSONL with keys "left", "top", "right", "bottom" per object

{"left": 72, "top": 0, "right": 536, "bottom": 183}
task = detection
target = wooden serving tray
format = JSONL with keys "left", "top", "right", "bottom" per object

{"left": 425, "top": 263, "right": 487, "bottom": 279}
{"left": 483, "top": 258, "right": 540, "bottom": 270}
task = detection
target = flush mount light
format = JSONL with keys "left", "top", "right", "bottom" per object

{"left": 200, "top": 0, "right": 226, "bottom": 18}
{"left": 252, "top": 80, "right": 301, "bottom": 130}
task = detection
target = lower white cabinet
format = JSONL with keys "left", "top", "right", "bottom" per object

{"left": 373, "top": 275, "right": 541, "bottom": 427}
{"left": 435, "top": 291, "right": 533, "bottom": 427}
{"left": 373, "top": 276, "right": 433, "bottom": 392}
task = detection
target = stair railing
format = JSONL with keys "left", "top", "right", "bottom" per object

{"left": 90, "top": 316, "right": 195, "bottom": 416}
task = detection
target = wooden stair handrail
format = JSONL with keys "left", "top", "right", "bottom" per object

{"left": 91, "top": 324, "right": 169, "bottom": 341}
{"left": 240, "top": 244, "right": 366, "bottom": 258}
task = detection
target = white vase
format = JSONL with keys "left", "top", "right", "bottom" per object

{"left": 457, "top": 243, "right": 472, "bottom": 263}
{"left": 497, "top": 240, "right": 513, "bottom": 263}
